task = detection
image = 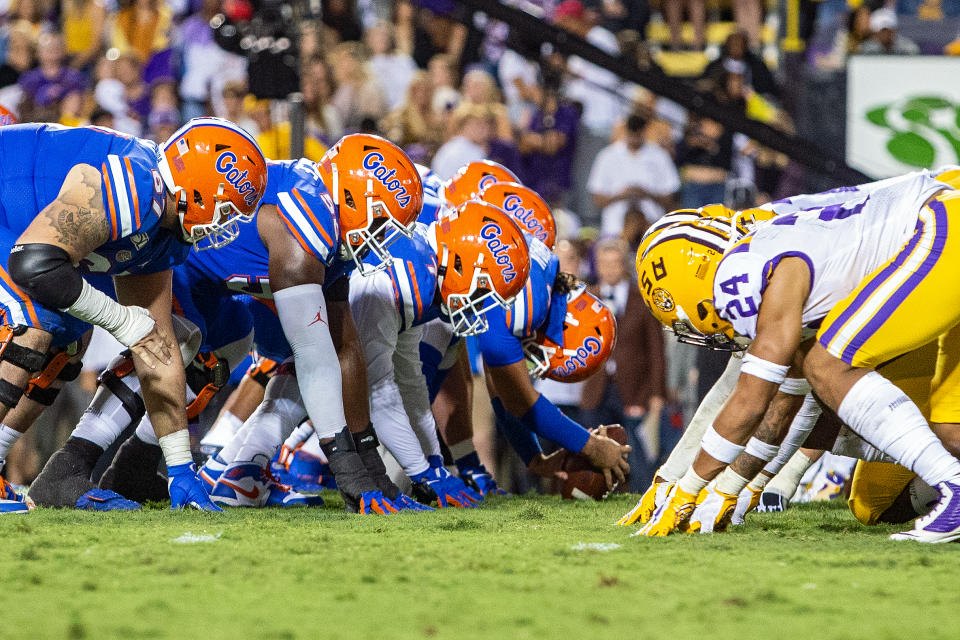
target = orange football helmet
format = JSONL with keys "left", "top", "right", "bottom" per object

{"left": 429, "top": 201, "right": 530, "bottom": 336}
{"left": 318, "top": 134, "right": 423, "bottom": 275}
{"left": 443, "top": 160, "right": 519, "bottom": 208}
{"left": 478, "top": 182, "right": 557, "bottom": 249}
{"left": 0, "top": 105, "right": 17, "bottom": 126}
{"left": 523, "top": 285, "right": 617, "bottom": 381}
{"left": 157, "top": 117, "right": 267, "bottom": 250}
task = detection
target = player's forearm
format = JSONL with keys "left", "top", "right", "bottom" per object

{"left": 730, "top": 390, "right": 806, "bottom": 481}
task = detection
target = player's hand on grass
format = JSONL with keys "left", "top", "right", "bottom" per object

{"left": 687, "top": 486, "right": 738, "bottom": 533}
{"left": 632, "top": 485, "right": 697, "bottom": 537}
{"left": 462, "top": 466, "right": 507, "bottom": 497}
{"left": 358, "top": 491, "right": 400, "bottom": 514}
{"left": 412, "top": 467, "right": 480, "bottom": 508}
{"left": 582, "top": 430, "right": 631, "bottom": 490}
{"left": 731, "top": 485, "right": 763, "bottom": 525}
{"left": 615, "top": 480, "right": 674, "bottom": 526}
{"left": 168, "top": 463, "right": 223, "bottom": 512}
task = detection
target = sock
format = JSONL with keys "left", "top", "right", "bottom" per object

{"left": 838, "top": 371, "right": 960, "bottom": 486}
{"left": 200, "top": 411, "right": 245, "bottom": 448}
{"left": 72, "top": 382, "right": 138, "bottom": 450}
{"left": 715, "top": 467, "right": 750, "bottom": 495}
{"left": 0, "top": 425, "right": 23, "bottom": 462}
{"left": 283, "top": 421, "right": 314, "bottom": 450}
{"left": 135, "top": 416, "right": 159, "bottom": 446}
{"left": 659, "top": 354, "right": 742, "bottom": 481}
{"left": 677, "top": 467, "right": 709, "bottom": 496}
{"left": 747, "top": 473, "right": 771, "bottom": 492}
{"left": 766, "top": 450, "right": 814, "bottom": 498}
{"left": 301, "top": 433, "right": 327, "bottom": 463}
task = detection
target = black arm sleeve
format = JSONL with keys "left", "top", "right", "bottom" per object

{"left": 8, "top": 243, "right": 84, "bottom": 310}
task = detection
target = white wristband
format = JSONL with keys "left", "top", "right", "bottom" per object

{"left": 158, "top": 430, "right": 193, "bottom": 467}
{"left": 744, "top": 437, "right": 779, "bottom": 462}
{"left": 741, "top": 354, "right": 790, "bottom": 384}
{"left": 65, "top": 280, "right": 155, "bottom": 347}
{"left": 778, "top": 377, "right": 811, "bottom": 396}
{"left": 701, "top": 425, "right": 745, "bottom": 464}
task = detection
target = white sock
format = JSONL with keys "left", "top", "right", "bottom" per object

{"left": 218, "top": 421, "right": 254, "bottom": 465}
{"left": 135, "top": 416, "right": 159, "bottom": 446}
{"left": 200, "top": 411, "right": 245, "bottom": 449}
{"left": 766, "top": 450, "right": 814, "bottom": 498}
{"left": 0, "top": 424, "right": 23, "bottom": 462}
{"left": 71, "top": 377, "right": 141, "bottom": 450}
{"left": 747, "top": 473, "right": 771, "bottom": 492}
{"left": 283, "top": 421, "right": 314, "bottom": 450}
{"left": 659, "top": 354, "right": 742, "bottom": 481}
{"left": 231, "top": 373, "right": 306, "bottom": 467}
{"left": 762, "top": 393, "right": 821, "bottom": 476}
{"left": 301, "top": 433, "right": 327, "bottom": 463}
{"left": 838, "top": 371, "right": 960, "bottom": 486}
{"left": 677, "top": 467, "right": 709, "bottom": 495}
{"left": 716, "top": 467, "right": 750, "bottom": 495}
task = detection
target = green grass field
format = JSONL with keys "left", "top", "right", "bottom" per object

{"left": 4, "top": 494, "right": 960, "bottom": 640}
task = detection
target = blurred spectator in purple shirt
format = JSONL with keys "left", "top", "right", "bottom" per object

{"left": 519, "top": 85, "right": 580, "bottom": 204}
{"left": 19, "top": 33, "right": 88, "bottom": 117}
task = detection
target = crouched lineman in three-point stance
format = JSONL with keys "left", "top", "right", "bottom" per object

{"left": 0, "top": 119, "right": 267, "bottom": 513}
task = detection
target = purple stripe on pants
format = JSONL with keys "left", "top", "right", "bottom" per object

{"left": 840, "top": 200, "right": 949, "bottom": 364}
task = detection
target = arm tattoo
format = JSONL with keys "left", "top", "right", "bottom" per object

{"left": 43, "top": 164, "right": 110, "bottom": 252}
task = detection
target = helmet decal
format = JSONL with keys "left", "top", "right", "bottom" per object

{"left": 479, "top": 222, "right": 517, "bottom": 283}
{"left": 215, "top": 151, "right": 259, "bottom": 207}
{"left": 501, "top": 194, "right": 548, "bottom": 242}
{"left": 362, "top": 151, "right": 412, "bottom": 209}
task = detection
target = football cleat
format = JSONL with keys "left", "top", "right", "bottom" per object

{"left": 168, "top": 463, "right": 223, "bottom": 512}
{"left": 0, "top": 499, "right": 29, "bottom": 514}
{"left": 757, "top": 491, "right": 790, "bottom": 513}
{"left": 75, "top": 488, "right": 141, "bottom": 511}
{"left": 1, "top": 477, "right": 31, "bottom": 513}
{"left": 890, "top": 480, "right": 960, "bottom": 543}
{"left": 198, "top": 455, "right": 227, "bottom": 493}
{"left": 616, "top": 480, "right": 674, "bottom": 526}
{"left": 211, "top": 462, "right": 323, "bottom": 508}
{"left": 459, "top": 464, "right": 506, "bottom": 497}
{"left": 270, "top": 443, "right": 327, "bottom": 492}
{"left": 392, "top": 493, "right": 434, "bottom": 511}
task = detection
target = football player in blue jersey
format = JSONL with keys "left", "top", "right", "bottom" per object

{"left": 50, "top": 135, "right": 428, "bottom": 514}
{"left": 0, "top": 118, "right": 267, "bottom": 514}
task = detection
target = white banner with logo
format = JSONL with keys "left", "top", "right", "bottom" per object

{"left": 846, "top": 56, "right": 960, "bottom": 179}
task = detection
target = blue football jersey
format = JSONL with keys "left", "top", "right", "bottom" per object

{"left": 384, "top": 223, "right": 440, "bottom": 332}
{"left": 475, "top": 235, "right": 559, "bottom": 367}
{"left": 187, "top": 159, "right": 347, "bottom": 299}
{"left": 0, "top": 123, "right": 185, "bottom": 275}
{"left": 416, "top": 163, "right": 447, "bottom": 226}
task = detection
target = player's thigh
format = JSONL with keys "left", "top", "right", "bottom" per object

{"left": 930, "top": 323, "right": 960, "bottom": 425}
{"left": 847, "top": 461, "right": 916, "bottom": 526}
{"left": 817, "top": 193, "right": 960, "bottom": 368}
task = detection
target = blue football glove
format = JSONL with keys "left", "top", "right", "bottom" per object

{"left": 392, "top": 493, "right": 435, "bottom": 511}
{"left": 168, "top": 463, "right": 223, "bottom": 512}
{"left": 460, "top": 465, "right": 506, "bottom": 497}
{"left": 358, "top": 490, "right": 400, "bottom": 514}
{"left": 412, "top": 466, "right": 481, "bottom": 508}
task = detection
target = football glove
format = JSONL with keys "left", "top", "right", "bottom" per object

{"left": 460, "top": 465, "right": 507, "bottom": 496}
{"left": 358, "top": 491, "right": 401, "bottom": 514}
{"left": 731, "top": 485, "right": 763, "bottom": 525}
{"left": 168, "top": 463, "right": 223, "bottom": 512}
{"left": 392, "top": 493, "right": 435, "bottom": 511}
{"left": 615, "top": 480, "right": 674, "bottom": 526}
{"left": 686, "top": 486, "right": 739, "bottom": 533}
{"left": 632, "top": 485, "right": 698, "bottom": 537}
{"left": 411, "top": 466, "right": 481, "bottom": 508}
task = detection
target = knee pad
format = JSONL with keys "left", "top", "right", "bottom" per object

{"left": 171, "top": 314, "right": 202, "bottom": 364}
{"left": 24, "top": 348, "right": 83, "bottom": 406}
{"left": 0, "top": 325, "right": 49, "bottom": 408}
{"left": 97, "top": 351, "right": 145, "bottom": 424}
{"left": 185, "top": 351, "right": 229, "bottom": 419}
{"left": 245, "top": 354, "right": 279, "bottom": 388}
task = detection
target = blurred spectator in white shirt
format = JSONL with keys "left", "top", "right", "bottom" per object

{"left": 588, "top": 113, "right": 679, "bottom": 237}
{"left": 365, "top": 20, "right": 417, "bottom": 111}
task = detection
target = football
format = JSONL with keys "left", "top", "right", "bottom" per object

{"left": 560, "top": 425, "right": 628, "bottom": 500}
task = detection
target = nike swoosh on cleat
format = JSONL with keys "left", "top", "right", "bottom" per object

{"left": 218, "top": 480, "right": 260, "bottom": 499}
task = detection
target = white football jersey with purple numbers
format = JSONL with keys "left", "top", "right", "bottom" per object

{"left": 714, "top": 170, "right": 950, "bottom": 339}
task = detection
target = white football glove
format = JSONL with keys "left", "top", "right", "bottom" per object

{"left": 731, "top": 485, "right": 763, "bottom": 526}
{"left": 687, "top": 486, "right": 738, "bottom": 534}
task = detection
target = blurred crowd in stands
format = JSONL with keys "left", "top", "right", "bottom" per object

{"left": 2, "top": 0, "right": 958, "bottom": 493}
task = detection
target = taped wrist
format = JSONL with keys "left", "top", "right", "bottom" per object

{"left": 320, "top": 426, "right": 378, "bottom": 500}
{"left": 519, "top": 394, "right": 590, "bottom": 453}
{"left": 8, "top": 244, "right": 83, "bottom": 310}
{"left": 491, "top": 397, "right": 541, "bottom": 464}
{"left": 66, "top": 280, "right": 155, "bottom": 347}
{"left": 701, "top": 425, "right": 745, "bottom": 464}
{"left": 744, "top": 437, "right": 779, "bottom": 463}
{"left": 778, "top": 377, "right": 811, "bottom": 396}
{"left": 740, "top": 354, "right": 790, "bottom": 384}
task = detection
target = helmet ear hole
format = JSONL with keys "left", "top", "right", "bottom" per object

{"left": 193, "top": 190, "right": 204, "bottom": 207}
{"left": 696, "top": 301, "right": 710, "bottom": 321}
{"left": 453, "top": 254, "right": 463, "bottom": 276}
{"left": 343, "top": 189, "right": 356, "bottom": 210}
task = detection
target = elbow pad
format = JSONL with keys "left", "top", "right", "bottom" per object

{"left": 8, "top": 244, "right": 83, "bottom": 310}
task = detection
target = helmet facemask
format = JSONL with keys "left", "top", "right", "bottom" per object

{"left": 332, "top": 162, "right": 416, "bottom": 276}
{"left": 180, "top": 183, "right": 256, "bottom": 251}
{"left": 670, "top": 303, "right": 746, "bottom": 352}
{"left": 522, "top": 336, "right": 556, "bottom": 379}
{"left": 439, "top": 247, "right": 515, "bottom": 336}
